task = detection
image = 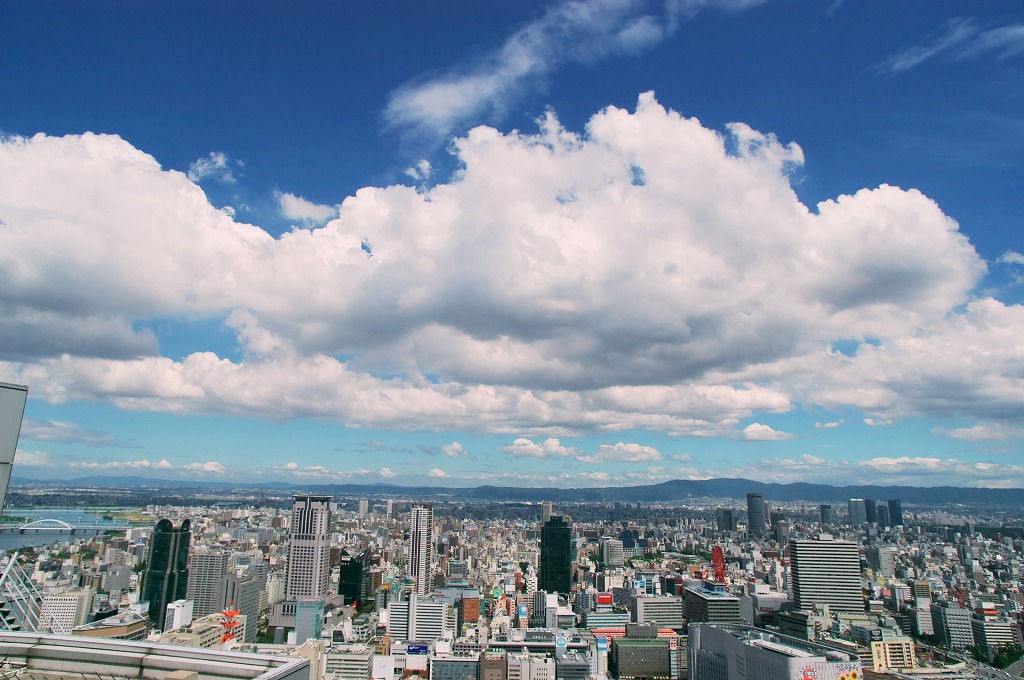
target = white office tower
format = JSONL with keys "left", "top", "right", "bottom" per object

{"left": 164, "top": 599, "right": 194, "bottom": 631}
{"left": 689, "top": 624, "right": 862, "bottom": 680}
{"left": 507, "top": 651, "right": 556, "bottom": 680}
{"left": 41, "top": 587, "right": 93, "bottom": 632}
{"left": 790, "top": 537, "right": 864, "bottom": 613}
{"left": 408, "top": 503, "right": 434, "bottom": 596}
{"left": 186, "top": 547, "right": 229, "bottom": 616}
{"left": 286, "top": 495, "right": 333, "bottom": 601}
{"left": 930, "top": 600, "right": 975, "bottom": 649}
{"left": 386, "top": 596, "right": 454, "bottom": 642}
{"left": 358, "top": 499, "right": 369, "bottom": 518}
{"left": 600, "top": 538, "right": 625, "bottom": 568}
{"left": 266, "top": 572, "right": 285, "bottom": 604}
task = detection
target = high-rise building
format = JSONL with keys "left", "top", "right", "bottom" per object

{"left": 715, "top": 508, "right": 738, "bottom": 532}
{"left": 930, "top": 600, "right": 975, "bottom": 649}
{"left": 286, "top": 495, "right": 332, "bottom": 601}
{"left": 540, "top": 501, "right": 554, "bottom": 524}
{"left": 600, "top": 538, "right": 625, "bottom": 568}
{"left": 539, "top": 515, "right": 572, "bottom": 594}
{"left": 819, "top": 504, "right": 833, "bottom": 526}
{"left": 790, "top": 536, "right": 863, "bottom": 613}
{"left": 0, "top": 382, "right": 28, "bottom": 517}
{"left": 186, "top": 547, "right": 229, "bottom": 616}
{"left": 847, "top": 499, "right": 867, "bottom": 525}
{"left": 40, "top": 587, "right": 93, "bottom": 632}
{"left": 358, "top": 499, "right": 369, "bottom": 518}
{"left": 218, "top": 569, "right": 262, "bottom": 642}
{"left": 338, "top": 548, "right": 372, "bottom": 605}
{"left": 409, "top": 503, "right": 434, "bottom": 596}
{"left": 141, "top": 518, "right": 191, "bottom": 629}
{"left": 633, "top": 595, "right": 684, "bottom": 628}
{"left": 746, "top": 493, "right": 765, "bottom": 535}
{"left": 971, "top": 610, "right": 1023, "bottom": 657}
{"left": 866, "top": 546, "right": 897, "bottom": 578}
{"left": 877, "top": 504, "right": 891, "bottom": 528}
{"left": 386, "top": 597, "right": 455, "bottom": 641}
{"left": 864, "top": 499, "right": 878, "bottom": 524}
{"left": 684, "top": 583, "right": 742, "bottom": 624}
{"left": 887, "top": 499, "right": 904, "bottom": 527}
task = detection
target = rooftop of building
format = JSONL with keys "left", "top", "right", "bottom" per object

{"left": 0, "top": 632, "right": 310, "bottom": 680}
{"left": 71, "top": 610, "right": 148, "bottom": 631}
{"left": 693, "top": 624, "right": 860, "bottom": 664}
{"left": 613, "top": 638, "right": 672, "bottom": 647}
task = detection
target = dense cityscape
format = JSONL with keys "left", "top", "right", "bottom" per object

{"left": 2, "top": 470, "right": 1023, "bottom": 680}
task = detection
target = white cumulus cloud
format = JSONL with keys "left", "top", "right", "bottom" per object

{"left": 187, "top": 151, "right": 239, "bottom": 184}
{"left": 0, "top": 94, "right": 1014, "bottom": 441}
{"left": 503, "top": 437, "right": 580, "bottom": 459}
{"left": 276, "top": 191, "right": 337, "bottom": 225}
{"left": 741, "top": 423, "right": 795, "bottom": 441}
{"left": 441, "top": 442, "right": 467, "bottom": 457}
{"left": 576, "top": 442, "right": 662, "bottom": 463}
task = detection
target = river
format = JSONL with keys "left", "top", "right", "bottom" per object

{"left": 0, "top": 508, "right": 133, "bottom": 553}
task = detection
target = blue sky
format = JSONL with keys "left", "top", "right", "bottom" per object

{"left": 2, "top": 1, "right": 1024, "bottom": 488}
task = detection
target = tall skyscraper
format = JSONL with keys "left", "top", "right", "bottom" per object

{"left": 789, "top": 536, "right": 863, "bottom": 613}
{"left": 186, "top": 547, "right": 229, "bottom": 616}
{"left": 141, "top": 518, "right": 191, "bottom": 629}
{"left": 285, "top": 495, "right": 332, "bottom": 601}
{"left": 819, "top": 504, "right": 833, "bottom": 526}
{"left": 715, "top": 508, "right": 738, "bottom": 532}
{"left": 877, "top": 504, "right": 891, "bottom": 528}
{"left": 540, "top": 501, "right": 554, "bottom": 524}
{"left": 847, "top": 499, "right": 867, "bottom": 525}
{"left": 864, "top": 499, "right": 878, "bottom": 524}
{"left": 218, "top": 569, "right": 262, "bottom": 642}
{"left": 539, "top": 515, "right": 572, "bottom": 594}
{"left": 746, "top": 493, "right": 765, "bottom": 535}
{"left": 0, "top": 382, "right": 28, "bottom": 517}
{"left": 887, "top": 499, "right": 904, "bottom": 527}
{"left": 409, "top": 503, "right": 434, "bottom": 595}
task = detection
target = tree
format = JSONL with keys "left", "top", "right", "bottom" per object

{"left": 991, "top": 644, "right": 1023, "bottom": 669}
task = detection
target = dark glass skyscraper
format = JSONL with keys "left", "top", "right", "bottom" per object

{"left": 746, "top": 493, "right": 765, "bottom": 535}
{"left": 887, "top": 499, "right": 904, "bottom": 527}
{"left": 864, "top": 499, "right": 878, "bottom": 524}
{"left": 141, "top": 518, "right": 191, "bottom": 629}
{"left": 539, "top": 515, "right": 572, "bottom": 594}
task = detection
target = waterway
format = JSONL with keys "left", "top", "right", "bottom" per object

{"left": 0, "top": 508, "right": 132, "bottom": 553}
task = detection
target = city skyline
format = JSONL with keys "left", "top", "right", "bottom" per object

{"left": 2, "top": 2, "right": 1024, "bottom": 489}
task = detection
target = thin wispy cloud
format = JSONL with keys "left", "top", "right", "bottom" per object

{"left": 21, "top": 419, "right": 137, "bottom": 448}
{"left": 880, "top": 18, "right": 1024, "bottom": 74}
{"left": 384, "top": 0, "right": 763, "bottom": 146}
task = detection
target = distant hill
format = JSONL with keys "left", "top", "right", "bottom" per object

{"left": 10, "top": 474, "right": 1024, "bottom": 506}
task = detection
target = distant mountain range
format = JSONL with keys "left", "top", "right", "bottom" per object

{"left": 10, "top": 474, "right": 1024, "bottom": 506}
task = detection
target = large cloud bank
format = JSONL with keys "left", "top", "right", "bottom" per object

{"left": 1, "top": 93, "right": 1020, "bottom": 436}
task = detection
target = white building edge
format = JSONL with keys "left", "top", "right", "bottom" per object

{"left": 0, "top": 631, "right": 310, "bottom": 680}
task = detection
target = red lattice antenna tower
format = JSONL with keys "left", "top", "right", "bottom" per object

{"left": 220, "top": 600, "right": 241, "bottom": 643}
{"left": 712, "top": 545, "right": 726, "bottom": 583}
